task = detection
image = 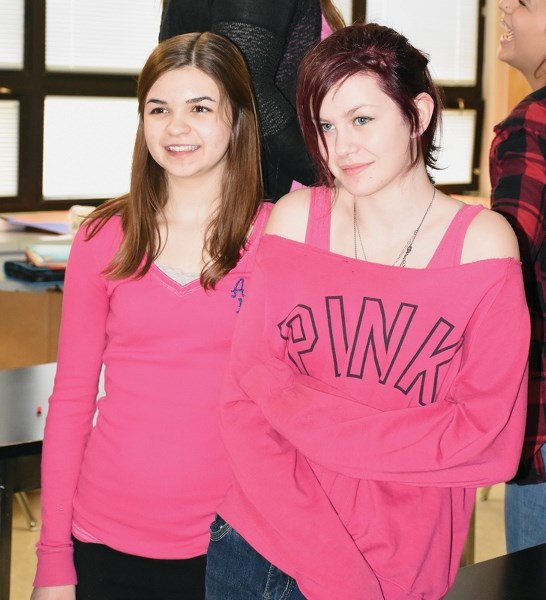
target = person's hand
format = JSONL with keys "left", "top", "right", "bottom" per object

{"left": 30, "top": 585, "right": 75, "bottom": 600}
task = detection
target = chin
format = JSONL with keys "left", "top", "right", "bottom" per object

{"left": 497, "top": 45, "right": 516, "bottom": 68}
{"left": 342, "top": 183, "right": 378, "bottom": 197}
{"left": 335, "top": 175, "right": 368, "bottom": 197}
{"left": 497, "top": 47, "right": 508, "bottom": 64}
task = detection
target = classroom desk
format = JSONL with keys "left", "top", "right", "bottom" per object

{"left": 446, "top": 542, "right": 546, "bottom": 599}
{"left": 0, "top": 363, "right": 54, "bottom": 600}
{"left": 0, "top": 228, "right": 68, "bottom": 370}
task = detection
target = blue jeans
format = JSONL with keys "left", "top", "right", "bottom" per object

{"left": 205, "top": 515, "right": 307, "bottom": 600}
{"left": 505, "top": 444, "right": 546, "bottom": 553}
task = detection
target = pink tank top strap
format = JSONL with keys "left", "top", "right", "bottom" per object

{"left": 305, "top": 186, "right": 332, "bottom": 250}
{"left": 251, "top": 201, "right": 272, "bottom": 239}
{"left": 428, "top": 203, "right": 485, "bottom": 268}
{"left": 242, "top": 201, "right": 274, "bottom": 268}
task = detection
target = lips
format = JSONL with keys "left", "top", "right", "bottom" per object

{"left": 167, "top": 145, "right": 199, "bottom": 152}
{"left": 500, "top": 18, "right": 514, "bottom": 43}
{"left": 340, "top": 163, "right": 370, "bottom": 176}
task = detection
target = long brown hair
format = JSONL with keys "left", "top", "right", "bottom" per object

{"left": 86, "top": 31, "right": 262, "bottom": 289}
{"left": 320, "top": 0, "right": 345, "bottom": 32}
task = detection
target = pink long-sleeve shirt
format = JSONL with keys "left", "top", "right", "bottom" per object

{"left": 34, "top": 203, "right": 271, "bottom": 587}
{"left": 218, "top": 187, "right": 530, "bottom": 599}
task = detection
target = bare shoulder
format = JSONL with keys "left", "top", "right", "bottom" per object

{"left": 264, "top": 187, "right": 312, "bottom": 243}
{"left": 461, "top": 206, "right": 520, "bottom": 263}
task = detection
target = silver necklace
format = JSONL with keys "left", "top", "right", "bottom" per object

{"left": 354, "top": 187, "right": 436, "bottom": 267}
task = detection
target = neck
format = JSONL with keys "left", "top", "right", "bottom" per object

{"left": 523, "top": 68, "right": 546, "bottom": 92}
{"left": 529, "top": 78, "right": 546, "bottom": 93}
{"left": 352, "top": 182, "right": 436, "bottom": 266}
{"left": 164, "top": 176, "right": 221, "bottom": 223}
{"left": 350, "top": 171, "right": 434, "bottom": 228}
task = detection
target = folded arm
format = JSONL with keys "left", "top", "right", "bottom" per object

{"left": 239, "top": 261, "right": 530, "bottom": 487}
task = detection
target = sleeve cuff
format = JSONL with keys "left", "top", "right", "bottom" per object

{"left": 33, "top": 543, "right": 77, "bottom": 587}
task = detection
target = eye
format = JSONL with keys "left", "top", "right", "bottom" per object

{"left": 354, "top": 116, "right": 372, "bottom": 126}
{"left": 320, "top": 122, "right": 334, "bottom": 133}
{"left": 149, "top": 106, "right": 167, "bottom": 115}
{"left": 192, "top": 104, "right": 211, "bottom": 113}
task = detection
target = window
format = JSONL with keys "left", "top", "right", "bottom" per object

{"left": 0, "top": 0, "right": 162, "bottom": 212}
{"left": 353, "top": 0, "right": 485, "bottom": 192}
{"left": 0, "top": 0, "right": 24, "bottom": 70}
{"left": 42, "top": 96, "right": 138, "bottom": 200}
{"left": 0, "top": 100, "right": 19, "bottom": 197}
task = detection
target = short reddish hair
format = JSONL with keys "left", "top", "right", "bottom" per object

{"left": 297, "top": 23, "right": 443, "bottom": 186}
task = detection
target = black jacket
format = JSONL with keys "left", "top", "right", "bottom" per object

{"left": 159, "top": 0, "right": 320, "bottom": 200}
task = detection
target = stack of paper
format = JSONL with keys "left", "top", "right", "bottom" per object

{"left": 25, "top": 243, "right": 71, "bottom": 269}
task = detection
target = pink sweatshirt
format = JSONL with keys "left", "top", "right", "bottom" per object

{"left": 34, "top": 203, "right": 272, "bottom": 587}
{"left": 218, "top": 187, "right": 530, "bottom": 599}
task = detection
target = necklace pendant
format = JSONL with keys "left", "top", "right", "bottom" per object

{"left": 353, "top": 186, "right": 436, "bottom": 267}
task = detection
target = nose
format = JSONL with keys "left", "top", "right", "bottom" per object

{"left": 334, "top": 126, "right": 359, "bottom": 158}
{"left": 167, "top": 111, "right": 191, "bottom": 135}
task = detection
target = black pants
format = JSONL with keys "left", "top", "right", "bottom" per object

{"left": 73, "top": 537, "right": 206, "bottom": 600}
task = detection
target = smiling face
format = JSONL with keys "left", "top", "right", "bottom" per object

{"left": 143, "top": 66, "right": 232, "bottom": 186}
{"left": 498, "top": 0, "right": 546, "bottom": 88}
{"left": 318, "top": 73, "right": 416, "bottom": 198}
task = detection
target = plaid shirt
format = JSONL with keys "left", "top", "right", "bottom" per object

{"left": 490, "top": 86, "right": 546, "bottom": 484}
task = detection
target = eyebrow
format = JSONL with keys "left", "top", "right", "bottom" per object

{"left": 186, "top": 96, "right": 216, "bottom": 104}
{"left": 145, "top": 96, "right": 217, "bottom": 106}
{"left": 345, "top": 103, "right": 379, "bottom": 116}
{"left": 319, "top": 103, "right": 380, "bottom": 121}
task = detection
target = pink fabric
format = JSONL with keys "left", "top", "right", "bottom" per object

{"left": 34, "top": 203, "right": 272, "bottom": 587}
{"left": 321, "top": 13, "right": 333, "bottom": 39}
{"left": 304, "top": 185, "right": 332, "bottom": 247}
{"left": 218, "top": 187, "right": 530, "bottom": 599}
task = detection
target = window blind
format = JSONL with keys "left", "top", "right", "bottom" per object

{"left": 365, "top": 0, "right": 480, "bottom": 85}
{"left": 0, "top": 0, "right": 24, "bottom": 70}
{"left": 43, "top": 96, "right": 138, "bottom": 200}
{"left": 0, "top": 101, "right": 19, "bottom": 197}
{"left": 46, "top": 0, "right": 162, "bottom": 74}
{"left": 434, "top": 109, "right": 477, "bottom": 186}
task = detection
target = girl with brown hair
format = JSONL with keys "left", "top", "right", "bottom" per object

{"left": 31, "top": 31, "right": 270, "bottom": 600}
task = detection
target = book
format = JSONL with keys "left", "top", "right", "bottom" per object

{"left": 4, "top": 260, "right": 66, "bottom": 283}
{"left": 25, "top": 243, "right": 71, "bottom": 269}
{"left": 0, "top": 210, "right": 71, "bottom": 234}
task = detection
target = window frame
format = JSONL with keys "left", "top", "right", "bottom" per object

{"left": 0, "top": 0, "right": 139, "bottom": 212}
{"left": 352, "top": 0, "right": 486, "bottom": 194}
{"left": 1, "top": 1, "right": 487, "bottom": 211}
